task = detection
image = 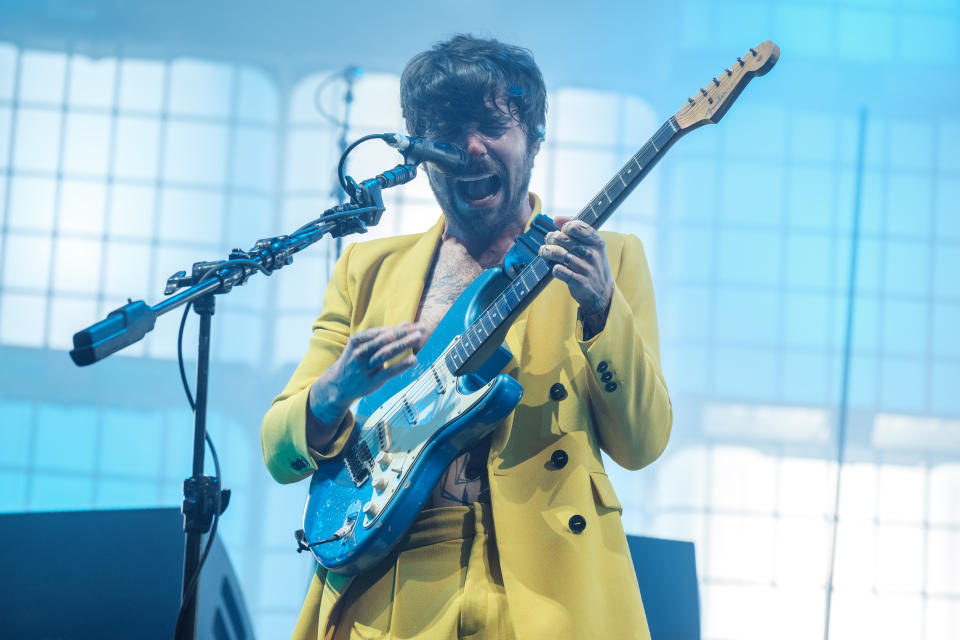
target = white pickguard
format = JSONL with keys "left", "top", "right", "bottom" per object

{"left": 357, "top": 362, "right": 497, "bottom": 527}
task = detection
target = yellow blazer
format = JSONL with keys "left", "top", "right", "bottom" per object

{"left": 262, "top": 194, "right": 673, "bottom": 639}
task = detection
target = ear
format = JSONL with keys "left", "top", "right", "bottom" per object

{"left": 529, "top": 138, "right": 541, "bottom": 158}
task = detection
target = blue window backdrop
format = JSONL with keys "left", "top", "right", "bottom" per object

{"left": 1, "top": 1, "right": 960, "bottom": 637}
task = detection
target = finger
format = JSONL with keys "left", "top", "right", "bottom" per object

{"left": 570, "top": 245, "right": 593, "bottom": 261}
{"left": 368, "top": 330, "right": 423, "bottom": 369}
{"left": 544, "top": 230, "right": 575, "bottom": 249}
{"left": 539, "top": 244, "right": 590, "bottom": 273}
{"left": 562, "top": 221, "right": 603, "bottom": 246}
{"left": 372, "top": 354, "right": 418, "bottom": 383}
{"left": 347, "top": 326, "right": 388, "bottom": 349}
{"left": 551, "top": 263, "right": 589, "bottom": 288}
{"left": 354, "top": 324, "right": 415, "bottom": 361}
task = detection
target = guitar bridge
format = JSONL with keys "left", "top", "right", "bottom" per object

{"left": 344, "top": 441, "right": 374, "bottom": 487}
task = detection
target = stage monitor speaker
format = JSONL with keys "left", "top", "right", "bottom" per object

{"left": 0, "top": 507, "right": 254, "bottom": 640}
{"left": 627, "top": 535, "right": 701, "bottom": 640}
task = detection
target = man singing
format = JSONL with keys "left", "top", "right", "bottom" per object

{"left": 262, "top": 34, "right": 672, "bottom": 639}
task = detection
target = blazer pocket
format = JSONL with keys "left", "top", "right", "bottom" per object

{"left": 589, "top": 471, "right": 623, "bottom": 514}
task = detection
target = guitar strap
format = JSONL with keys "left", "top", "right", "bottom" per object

{"left": 502, "top": 213, "right": 560, "bottom": 279}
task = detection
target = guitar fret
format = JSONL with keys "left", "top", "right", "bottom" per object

{"left": 481, "top": 315, "right": 495, "bottom": 334}
{"left": 533, "top": 259, "right": 549, "bottom": 278}
{"left": 520, "top": 269, "right": 535, "bottom": 290}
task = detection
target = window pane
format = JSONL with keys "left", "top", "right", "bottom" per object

{"left": 0, "top": 292, "right": 47, "bottom": 346}
{"left": 8, "top": 175, "right": 56, "bottom": 232}
{"left": 103, "top": 240, "right": 151, "bottom": 299}
{"left": 232, "top": 126, "right": 276, "bottom": 191}
{"left": 168, "top": 59, "right": 232, "bottom": 118}
{"left": 2, "top": 231, "right": 52, "bottom": 290}
{"left": 157, "top": 187, "right": 223, "bottom": 243}
{"left": 237, "top": 67, "right": 278, "bottom": 124}
{"left": 0, "top": 43, "right": 16, "bottom": 100}
{"left": 118, "top": 58, "right": 166, "bottom": 113}
{"left": 163, "top": 120, "right": 229, "bottom": 185}
{"left": 51, "top": 237, "right": 102, "bottom": 295}
{"left": 63, "top": 112, "right": 112, "bottom": 176}
{"left": 13, "top": 108, "right": 62, "bottom": 172}
{"left": 68, "top": 55, "right": 116, "bottom": 108}
{"left": 19, "top": 51, "right": 66, "bottom": 104}
{"left": 59, "top": 180, "right": 106, "bottom": 234}
{"left": 113, "top": 115, "right": 160, "bottom": 179}
{"left": 108, "top": 184, "right": 156, "bottom": 239}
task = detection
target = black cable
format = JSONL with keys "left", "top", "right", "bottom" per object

{"left": 172, "top": 300, "right": 224, "bottom": 639}
{"left": 337, "top": 133, "right": 391, "bottom": 195}
{"left": 292, "top": 205, "right": 385, "bottom": 235}
{"left": 177, "top": 302, "right": 195, "bottom": 410}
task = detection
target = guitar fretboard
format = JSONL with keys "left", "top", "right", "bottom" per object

{"left": 444, "top": 117, "right": 681, "bottom": 374}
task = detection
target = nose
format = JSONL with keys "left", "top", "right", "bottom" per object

{"left": 463, "top": 130, "right": 488, "bottom": 157}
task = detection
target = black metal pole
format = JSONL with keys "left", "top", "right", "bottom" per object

{"left": 823, "top": 107, "right": 868, "bottom": 640}
{"left": 178, "top": 293, "right": 215, "bottom": 640}
{"left": 334, "top": 72, "right": 356, "bottom": 260}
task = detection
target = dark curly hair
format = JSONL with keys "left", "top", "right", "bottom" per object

{"left": 400, "top": 35, "right": 547, "bottom": 144}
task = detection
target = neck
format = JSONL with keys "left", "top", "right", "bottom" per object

{"left": 441, "top": 195, "right": 533, "bottom": 266}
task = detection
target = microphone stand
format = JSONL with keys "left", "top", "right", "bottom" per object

{"left": 333, "top": 68, "right": 359, "bottom": 261}
{"left": 68, "top": 161, "right": 417, "bottom": 640}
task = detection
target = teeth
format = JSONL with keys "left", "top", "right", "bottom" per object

{"left": 457, "top": 173, "right": 494, "bottom": 183}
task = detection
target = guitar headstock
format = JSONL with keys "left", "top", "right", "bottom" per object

{"left": 674, "top": 40, "right": 780, "bottom": 132}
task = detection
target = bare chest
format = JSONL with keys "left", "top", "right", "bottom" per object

{"left": 414, "top": 247, "right": 485, "bottom": 338}
{"left": 415, "top": 244, "right": 492, "bottom": 508}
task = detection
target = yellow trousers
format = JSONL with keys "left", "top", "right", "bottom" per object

{"left": 293, "top": 503, "right": 515, "bottom": 640}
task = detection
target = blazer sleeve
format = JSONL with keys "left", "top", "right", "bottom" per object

{"left": 261, "top": 243, "right": 358, "bottom": 484}
{"left": 577, "top": 233, "right": 672, "bottom": 470}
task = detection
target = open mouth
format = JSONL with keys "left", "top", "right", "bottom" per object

{"left": 455, "top": 173, "right": 502, "bottom": 204}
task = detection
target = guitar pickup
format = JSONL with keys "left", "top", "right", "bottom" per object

{"left": 376, "top": 422, "right": 392, "bottom": 452}
{"left": 401, "top": 396, "right": 418, "bottom": 424}
{"left": 429, "top": 364, "right": 446, "bottom": 394}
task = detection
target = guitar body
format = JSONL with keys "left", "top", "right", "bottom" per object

{"left": 302, "top": 266, "right": 523, "bottom": 575}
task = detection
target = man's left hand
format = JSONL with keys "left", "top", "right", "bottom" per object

{"left": 540, "top": 217, "right": 614, "bottom": 333}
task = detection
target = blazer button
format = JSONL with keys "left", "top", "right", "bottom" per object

{"left": 549, "top": 382, "right": 567, "bottom": 401}
{"left": 550, "top": 449, "right": 568, "bottom": 469}
{"left": 569, "top": 514, "right": 586, "bottom": 534}
{"left": 601, "top": 371, "right": 613, "bottom": 383}
{"left": 597, "top": 361, "right": 608, "bottom": 373}
{"left": 605, "top": 381, "right": 618, "bottom": 392}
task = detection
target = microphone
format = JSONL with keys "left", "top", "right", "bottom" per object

{"left": 385, "top": 134, "right": 469, "bottom": 173}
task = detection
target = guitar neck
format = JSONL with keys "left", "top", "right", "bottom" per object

{"left": 444, "top": 116, "right": 683, "bottom": 374}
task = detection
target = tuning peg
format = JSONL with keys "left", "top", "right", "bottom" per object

{"left": 737, "top": 56, "right": 744, "bottom": 66}
{"left": 750, "top": 48, "right": 758, "bottom": 56}
{"left": 687, "top": 97, "right": 695, "bottom": 105}
{"left": 712, "top": 77, "right": 720, "bottom": 86}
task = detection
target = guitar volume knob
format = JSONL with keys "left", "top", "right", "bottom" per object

{"left": 375, "top": 451, "right": 392, "bottom": 468}
{"left": 372, "top": 475, "right": 388, "bottom": 492}
{"left": 363, "top": 501, "right": 381, "bottom": 518}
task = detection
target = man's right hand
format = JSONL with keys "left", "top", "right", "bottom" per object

{"left": 306, "top": 322, "right": 423, "bottom": 450}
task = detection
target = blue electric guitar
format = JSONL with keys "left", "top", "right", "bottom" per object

{"left": 299, "top": 41, "right": 780, "bottom": 575}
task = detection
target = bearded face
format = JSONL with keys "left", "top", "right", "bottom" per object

{"left": 424, "top": 101, "right": 540, "bottom": 239}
